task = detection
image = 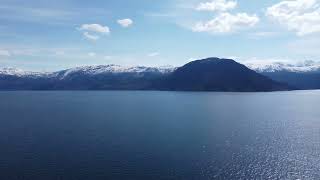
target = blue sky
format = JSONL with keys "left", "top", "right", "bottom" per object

{"left": 0, "top": 0, "right": 320, "bottom": 71}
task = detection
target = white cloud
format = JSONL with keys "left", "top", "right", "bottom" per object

{"left": 196, "top": 0, "right": 237, "bottom": 12}
{"left": 88, "top": 52, "right": 96, "bottom": 57}
{"left": 0, "top": 49, "right": 10, "bottom": 57}
{"left": 266, "top": 0, "right": 320, "bottom": 36}
{"left": 83, "top": 32, "right": 100, "bottom": 41}
{"left": 79, "top": 24, "right": 110, "bottom": 34}
{"left": 148, "top": 52, "right": 160, "bottom": 57}
{"left": 79, "top": 24, "right": 109, "bottom": 41}
{"left": 117, "top": 19, "right": 133, "bottom": 28}
{"left": 104, "top": 56, "right": 112, "bottom": 60}
{"left": 193, "top": 13, "right": 259, "bottom": 33}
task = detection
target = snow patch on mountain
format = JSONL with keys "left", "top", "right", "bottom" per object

{"left": 0, "top": 67, "right": 26, "bottom": 76}
{"left": 1, "top": 65, "right": 176, "bottom": 78}
{"left": 244, "top": 60, "right": 320, "bottom": 73}
{"left": 0, "top": 67, "right": 51, "bottom": 77}
{"left": 3, "top": 60, "right": 320, "bottom": 77}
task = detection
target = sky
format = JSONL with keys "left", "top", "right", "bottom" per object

{"left": 0, "top": 0, "right": 320, "bottom": 71}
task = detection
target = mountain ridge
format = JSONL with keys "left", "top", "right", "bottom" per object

{"left": 0, "top": 58, "right": 296, "bottom": 91}
{"left": 157, "top": 58, "right": 290, "bottom": 91}
{"left": 244, "top": 60, "right": 320, "bottom": 89}
{"left": 245, "top": 60, "right": 320, "bottom": 73}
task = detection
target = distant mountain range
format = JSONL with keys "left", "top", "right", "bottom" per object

{"left": 0, "top": 65, "right": 175, "bottom": 90}
{"left": 245, "top": 60, "right": 320, "bottom": 73}
{"left": 245, "top": 60, "right": 320, "bottom": 89}
{"left": 2, "top": 57, "right": 318, "bottom": 91}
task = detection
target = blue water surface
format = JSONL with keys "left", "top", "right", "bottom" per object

{"left": 0, "top": 90, "right": 319, "bottom": 179}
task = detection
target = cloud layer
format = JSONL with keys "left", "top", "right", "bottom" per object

{"left": 83, "top": 32, "right": 100, "bottom": 41}
{"left": 266, "top": 0, "right": 320, "bottom": 36}
{"left": 117, "top": 19, "right": 133, "bottom": 28}
{"left": 193, "top": 0, "right": 259, "bottom": 34}
{"left": 79, "top": 23, "right": 110, "bottom": 41}
{"left": 193, "top": 13, "right": 259, "bottom": 33}
{"left": 80, "top": 24, "right": 110, "bottom": 34}
{"left": 0, "top": 50, "right": 11, "bottom": 57}
{"left": 196, "top": 0, "right": 237, "bottom": 12}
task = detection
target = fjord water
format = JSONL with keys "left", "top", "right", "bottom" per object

{"left": 0, "top": 91, "right": 320, "bottom": 179}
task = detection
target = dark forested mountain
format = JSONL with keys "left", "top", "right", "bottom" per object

{"left": 0, "top": 58, "right": 292, "bottom": 91}
{"left": 156, "top": 58, "right": 290, "bottom": 91}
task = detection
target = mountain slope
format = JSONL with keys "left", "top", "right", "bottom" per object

{"left": 157, "top": 58, "right": 291, "bottom": 91}
{"left": 0, "top": 65, "right": 176, "bottom": 90}
{"left": 246, "top": 60, "right": 320, "bottom": 73}
{"left": 0, "top": 58, "right": 292, "bottom": 91}
{"left": 53, "top": 65, "right": 175, "bottom": 90}
{"left": 246, "top": 60, "right": 320, "bottom": 89}
{"left": 261, "top": 72, "right": 320, "bottom": 90}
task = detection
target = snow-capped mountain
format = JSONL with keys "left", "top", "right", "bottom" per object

{"left": 0, "top": 65, "right": 176, "bottom": 79}
{"left": 3, "top": 60, "right": 319, "bottom": 77}
{"left": 0, "top": 64, "right": 177, "bottom": 90}
{"left": 56, "top": 64, "right": 176, "bottom": 79}
{"left": 245, "top": 60, "right": 320, "bottom": 73}
{"left": 0, "top": 67, "right": 31, "bottom": 76}
{"left": 0, "top": 64, "right": 176, "bottom": 79}
{"left": 0, "top": 59, "right": 319, "bottom": 90}
{"left": 0, "top": 59, "right": 292, "bottom": 91}
{"left": 244, "top": 60, "right": 320, "bottom": 90}
{"left": 0, "top": 67, "right": 51, "bottom": 77}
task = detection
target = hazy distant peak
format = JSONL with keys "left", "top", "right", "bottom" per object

{"left": 0, "top": 67, "right": 24, "bottom": 75}
{"left": 245, "top": 60, "right": 320, "bottom": 73}
{"left": 0, "top": 65, "right": 177, "bottom": 79}
{"left": 0, "top": 67, "right": 36, "bottom": 77}
{"left": 60, "top": 64, "right": 176, "bottom": 75}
